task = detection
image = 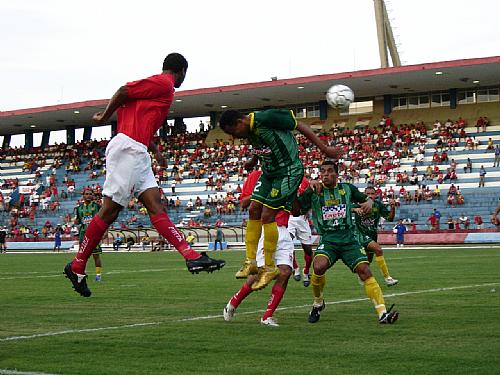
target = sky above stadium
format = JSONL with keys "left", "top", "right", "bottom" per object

{"left": 1, "top": 0, "right": 499, "bottom": 113}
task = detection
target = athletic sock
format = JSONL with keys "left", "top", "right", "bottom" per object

{"left": 230, "top": 283, "right": 253, "bottom": 308}
{"left": 263, "top": 222, "right": 278, "bottom": 268}
{"left": 375, "top": 255, "right": 390, "bottom": 279}
{"left": 311, "top": 272, "right": 326, "bottom": 305}
{"left": 262, "top": 284, "right": 285, "bottom": 320}
{"left": 303, "top": 252, "right": 313, "bottom": 274}
{"left": 150, "top": 212, "right": 199, "bottom": 260}
{"left": 245, "top": 219, "right": 262, "bottom": 261}
{"left": 364, "top": 276, "right": 386, "bottom": 318}
{"left": 95, "top": 266, "right": 102, "bottom": 276}
{"left": 292, "top": 253, "right": 299, "bottom": 270}
{"left": 72, "top": 215, "right": 108, "bottom": 274}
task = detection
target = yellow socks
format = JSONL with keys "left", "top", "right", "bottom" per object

{"left": 364, "top": 276, "right": 386, "bottom": 318}
{"left": 95, "top": 266, "right": 102, "bottom": 276}
{"left": 263, "top": 222, "right": 278, "bottom": 268}
{"left": 311, "top": 272, "right": 326, "bottom": 306}
{"left": 245, "top": 219, "right": 262, "bottom": 261}
{"left": 375, "top": 255, "right": 390, "bottom": 279}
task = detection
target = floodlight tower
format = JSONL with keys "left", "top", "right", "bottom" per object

{"left": 374, "top": 0, "right": 402, "bottom": 68}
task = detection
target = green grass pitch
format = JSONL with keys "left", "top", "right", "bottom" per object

{"left": 0, "top": 246, "right": 499, "bottom": 374}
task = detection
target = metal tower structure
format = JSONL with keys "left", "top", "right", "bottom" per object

{"left": 373, "top": 0, "right": 402, "bottom": 68}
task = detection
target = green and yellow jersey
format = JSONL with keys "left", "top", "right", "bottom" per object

{"left": 76, "top": 201, "right": 101, "bottom": 242}
{"left": 298, "top": 183, "right": 368, "bottom": 244}
{"left": 354, "top": 200, "right": 391, "bottom": 241}
{"left": 248, "top": 109, "right": 303, "bottom": 177}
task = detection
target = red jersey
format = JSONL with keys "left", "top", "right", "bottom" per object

{"left": 241, "top": 170, "right": 289, "bottom": 227}
{"left": 117, "top": 74, "right": 175, "bottom": 146}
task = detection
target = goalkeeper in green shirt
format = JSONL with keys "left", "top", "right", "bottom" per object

{"left": 219, "top": 109, "right": 341, "bottom": 291}
{"left": 297, "top": 160, "right": 399, "bottom": 324}
{"left": 353, "top": 186, "right": 398, "bottom": 286}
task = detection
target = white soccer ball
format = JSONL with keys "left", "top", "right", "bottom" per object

{"left": 326, "top": 84, "right": 354, "bottom": 110}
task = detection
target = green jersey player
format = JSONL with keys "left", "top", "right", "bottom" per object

{"left": 297, "top": 160, "right": 398, "bottom": 325}
{"left": 353, "top": 186, "right": 398, "bottom": 286}
{"left": 219, "top": 109, "right": 342, "bottom": 291}
{"left": 75, "top": 189, "right": 103, "bottom": 281}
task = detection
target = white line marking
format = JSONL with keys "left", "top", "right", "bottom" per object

{"left": 3, "top": 244, "right": 500, "bottom": 255}
{"left": 0, "top": 265, "right": 237, "bottom": 281}
{"left": 1, "top": 254, "right": 499, "bottom": 280}
{"left": 1, "top": 282, "right": 498, "bottom": 342}
{"left": 0, "top": 370, "right": 59, "bottom": 375}
{"left": 0, "top": 322, "right": 160, "bottom": 342}
{"left": 0, "top": 275, "right": 62, "bottom": 281}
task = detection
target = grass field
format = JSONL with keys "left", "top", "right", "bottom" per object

{"left": 0, "top": 246, "right": 499, "bottom": 375}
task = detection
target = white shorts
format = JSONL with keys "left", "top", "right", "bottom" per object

{"left": 288, "top": 215, "right": 314, "bottom": 245}
{"left": 102, "top": 133, "right": 157, "bottom": 207}
{"left": 256, "top": 226, "right": 294, "bottom": 268}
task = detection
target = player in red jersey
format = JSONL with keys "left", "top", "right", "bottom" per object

{"left": 223, "top": 169, "right": 294, "bottom": 326}
{"left": 64, "top": 53, "right": 224, "bottom": 297}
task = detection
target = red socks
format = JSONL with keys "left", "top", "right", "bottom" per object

{"left": 292, "top": 252, "right": 299, "bottom": 270}
{"left": 150, "top": 212, "right": 199, "bottom": 260}
{"left": 230, "top": 283, "right": 253, "bottom": 308}
{"left": 71, "top": 211, "right": 199, "bottom": 274}
{"left": 303, "top": 252, "right": 313, "bottom": 274}
{"left": 72, "top": 215, "right": 109, "bottom": 274}
{"left": 262, "top": 284, "right": 285, "bottom": 320}
{"left": 230, "top": 282, "right": 286, "bottom": 320}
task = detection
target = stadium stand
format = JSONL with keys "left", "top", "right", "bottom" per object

{"left": 1, "top": 115, "right": 499, "bottom": 247}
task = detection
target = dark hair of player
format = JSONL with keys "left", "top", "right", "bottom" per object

{"left": 364, "top": 186, "right": 376, "bottom": 192}
{"left": 321, "top": 159, "right": 339, "bottom": 174}
{"left": 219, "top": 110, "right": 245, "bottom": 131}
{"left": 162, "top": 53, "right": 188, "bottom": 73}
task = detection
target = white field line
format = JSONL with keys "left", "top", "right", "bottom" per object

{"left": 0, "top": 370, "right": 59, "bottom": 375}
{"left": 1, "top": 253, "right": 500, "bottom": 280}
{"left": 1, "top": 282, "right": 498, "bottom": 342}
{"left": 3, "top": 244, "right": 500, "bottom": 255}
{"left": 0, "top": 268, "right": 177, "bottom": 281}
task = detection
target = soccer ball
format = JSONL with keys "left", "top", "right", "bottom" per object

{"left": 326, "top": 84, "right": 354, "bottom": 110}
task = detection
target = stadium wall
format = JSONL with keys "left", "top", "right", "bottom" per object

{"left": 5, "top": 229, "right": 500, "bottom": 251}
{"left": 378, "top": 229, "right": 500, "bottom": 245}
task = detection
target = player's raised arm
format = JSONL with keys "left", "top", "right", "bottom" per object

{"left": 92, "top": 86, "right": 129, "bottom": 125}
{"left": 296, "top": 122, "right": 343, "bottom": 159}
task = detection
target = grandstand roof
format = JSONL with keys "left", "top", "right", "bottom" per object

{"left": 1, "top": 56, "right": 499, "bottom": 136}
